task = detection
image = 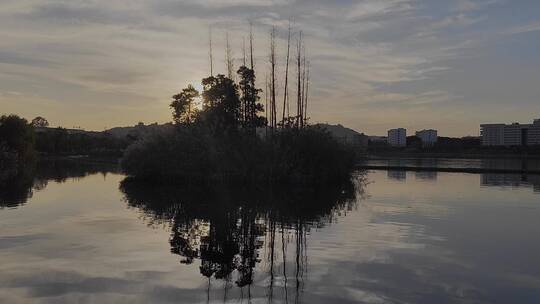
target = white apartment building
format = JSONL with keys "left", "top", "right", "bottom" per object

{"left": 415, "top": 129, "right": 438, "bottom": 146}
{"left": 481, "top": 119, "right": 540, "bottom": 146}
{"left": 387, "top": 128, "right": 406, "bottom": 147}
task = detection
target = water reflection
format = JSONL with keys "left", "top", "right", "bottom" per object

{"left": 387, "top": 170, "right": 406, "bottom": 181}
{"left": 0, "top": 159, "right": 119, "bottom": 208}
{"left": 2, "top": 166, "right": 540, "bottom": 303}
{"left": 481, "top": 173, "right": 540, "bottom": 192}
{"left": 415, "top": 170, "right": 438, "bottom": 181}
{"left": 120, "top": 176, "right": 365, "bottom": 303}
{"left": 365, "top": 157, "right": 540, "bottom": 172}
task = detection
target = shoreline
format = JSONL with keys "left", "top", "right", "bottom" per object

{"left": 366, "top": 153, "right": 540, "bottom": 160}
{"left": 358, "top": 165, "right": 540, "bottom": 175}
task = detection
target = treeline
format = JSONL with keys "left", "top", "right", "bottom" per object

{"left": 122, "top": 24, "right": 357, "bottom": 183}
{"left": 35, "top": 128, "right": 128, "bottom": 157}
{"left": 1, "top": 114, "right": 128, "bottom": 169}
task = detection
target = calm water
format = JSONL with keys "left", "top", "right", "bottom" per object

{"left": 364, "top": 157, "right": 540, "bottom": 172}
{"left": 1, "top": 161, "right": 540, "bottom": 303}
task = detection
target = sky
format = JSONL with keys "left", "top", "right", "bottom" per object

{"left": 1, "top": 0, "right": 539, "bottom": 136}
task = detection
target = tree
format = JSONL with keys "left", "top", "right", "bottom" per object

{"left": 406, "top": 136, "right": 422, "bottom": 149}
{"left": 170, "top": 85, "right": 200, "bottom": 124}
{"left": 225, "top": 32, "right": 234, "bottom": 80}
{"left": 269, "top": 26, "right": 277, "bottom": 130}
{"left": 0, "top": 115, "right": 35, "bottom": 160}
{"left": 282, "top": 21, "right": 292, "bottom": 124}
{"left": 237, "top": 66, "right": 265, "bottom": 131}
{"left": 201, "top": 75, "right": 241, "bottom": 131}
{"left": 31, "top": 116, "right": 49, "bottom": 128}
{"left": 296, "top": 31, "right": 303, "bottom": 128}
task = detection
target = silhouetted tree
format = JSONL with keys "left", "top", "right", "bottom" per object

{"left": 170, "top": 85, "right": 200, "bottom": 124}
{"left": 296, "top": 31, "right": 303, "bottom": 128}
{"left": 201, "top": 75, "right": 241, "bottom": 132}
{"left": 0, "top": 115, "right": 35, "bottom": 161}
{"left": 269, "top": 26, "right": 278, "bottom": 131}
{"left": 282, "top": 21, "right": 292, "bottom": 125}
{"left": 304, "top": 60, "right": 310, "bottom": 125}
{"left": 237, "top": 66, "right": 265, "bottom": 131}
{"left": 31, "top": 116, "right": 49, "bottom": 128}
{"left": 407, "top": 135, "right": 422, "bottom": 149}
{"left": 209, "top": 26, "right": 214, "bottom": 77}
{"left": 225, "top": 32, "right": 234, "bottom": 80}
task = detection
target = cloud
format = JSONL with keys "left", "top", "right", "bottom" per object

{"left": 429, "top": 13, "right": 486, "bottom": 30}
{"left": 0, "top": 50, "right": 55, "bottom": 67}
{"left": 454, "top": 0, "right": 502, "bottom": 12}
{"left": 503, "top": 22, "right": 540, "bottom": 35}
{"left": 80, "top": 69, "right": 152, "bottom": 86}
{"left": 346, "top": 0, "right": 413, "bottom": 21}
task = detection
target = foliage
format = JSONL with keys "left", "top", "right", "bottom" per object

{"left": 121, "top": 124, "right": 356, "bottom": 183}
{"left": 170, "top": 85, "right": 199, "bottom": 124}
{"left": 35, "top": 128, "right": 127, "bottom": 157}
{"left": 0, "top": 114, "right": 35, "bottom": 162}
{"left": 200, "top": 74, "right": 242, "bottom": 133}
{"left": 31, "top": 116, "right": 49, "bottom": 128}
{"left": 121, "top": 125, "right": 214, "bottom": 181}
{"left": 237, "top": 66, "right": 265, "bottom": 130}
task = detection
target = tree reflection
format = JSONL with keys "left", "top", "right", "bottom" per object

{"left": 0, "top": 162, "right": 36, "bottom": 208}
{"left": 120, "top": 175, "right": 366, "bottom": 302}
{"left": 0, "top": 159, "right": 119, "bottom": 208}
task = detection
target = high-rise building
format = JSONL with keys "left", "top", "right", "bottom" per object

{"left": 415, "top": 129, "right": 438, "bottom": 146}
{"left": 481, "top": 119, "right": 540, "bottom": 146}
{"left": 387, "top": 128, "right": 406, "bottom": 147}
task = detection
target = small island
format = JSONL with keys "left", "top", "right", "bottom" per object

{"left": 121, "top": 73, "right": 356, "bottom": 184}
{"left": 121, "top": 28, "right": 357, "bottom": 184}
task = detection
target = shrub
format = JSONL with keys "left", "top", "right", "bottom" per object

{"left": 121, "top": 124, "right": 356, "bottom": 184}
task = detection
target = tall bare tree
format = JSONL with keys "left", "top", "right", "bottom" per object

{"left": 241, "top": 36, "right": 247, "bottom": 123}
{"left": 269, "top": 26, "right": 277, "bottom": 130}
{"left": 242, "top": 37, "right": 247, "bottom": 67}
{"left": 296, "top": 31, "right": 303, "bottom": 128}
{"left": 301, "top": 47, "right": 306, "bottom": 128}
{"left": 282, "top": 21, "right": 292, "bottom": 125}
{"left": 249, "top": 22, "right": 254, "bottom": 70}
{"left": 265, "top": 73, "right": 269, "bottom": 135}
{"left": 303, "top": 60, "right": 310, "bottom": 125}
{"left": 209, "top": 26, "right": 214, "bottom": 77}
{"left": 225, "top": 32, "right": 234, "bottom": 79}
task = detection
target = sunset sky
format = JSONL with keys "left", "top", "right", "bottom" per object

{"left": 1, "top": 0, "right": 539, "bottom": 136}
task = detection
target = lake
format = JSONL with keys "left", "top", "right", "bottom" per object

{"left": 1, "top": 160, "right": 539, "bottom": 303}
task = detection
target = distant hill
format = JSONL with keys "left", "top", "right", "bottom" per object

{"left": 105, "top": 122, "right": 173, "bottom": 140}
{"left": 313, "top": 123, "right": 368, "bottom": 147}
{"left": 34, "top": 126, "right": 102, "bottom": 136}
